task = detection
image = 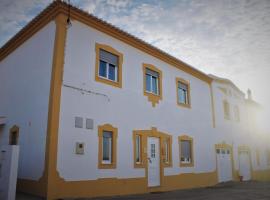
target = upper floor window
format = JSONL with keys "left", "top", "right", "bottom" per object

{"left": 143, "top": 63, "right": 163, "bottom": 107}
{"left": 179, "top": 135, "right": 194, "bottom": 167}
{"left": 234, "top": 106, "right": 240, "bottom": 122}
{"left": 176, "top": 78, "right": 190, "bottom": 108}
{"left": 146, "top": 68, "right": 159, "bottom": 95}
{"left": 223, "top": 100, "right": 230, "bottom": 120}
{"left": 95, "top": 43, "right": 123, "bottom": 88}
{"left": 99, "top": 49, "right": 118, "bottom": 82}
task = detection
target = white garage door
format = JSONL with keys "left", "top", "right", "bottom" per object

{"left": 216, "top": 148, "right": 233, "bottom": 182}
{"left": 239, "top": 150, "right": 251, "bottom": 181}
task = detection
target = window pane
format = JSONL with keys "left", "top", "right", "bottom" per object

{"left": 178, "top": 88, "right": 187, "bottom": 104}
{"left": 135, "top": 135, "right": 141, "bottom": 163}
{"left": 178, "top": 82, "right": 188, "bottom": 91}
{"left": 164, "top": 140, "right": 169, "bottom": 163}
{"left": 181, "top": 140, "right": 191, "bottom": 161}
{"left": 100, "top": 49, "right": 118, "bottom": 66}
{"left": 152, "top": 76, "right": 158, "bottom": 94}
{"left": 108, "top": 64, "right": 116, "bottom": 81}
{"left": 178, "top": 82, "right": 188, "bottom": 104}
{"left": 99, "top": 60, "right": 107, "bottom": 78}
{"left": 103, "top": 131, "right": 112, "bottom": 161}
{"left": 146, "top": 74, "right": 151, "bottom": 92}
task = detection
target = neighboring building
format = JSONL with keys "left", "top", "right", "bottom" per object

{"left": 0, "top": 1, "right": 269, "bottom": 199}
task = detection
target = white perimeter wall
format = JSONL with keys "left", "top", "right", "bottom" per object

{"left": 57, "top": 21, "right": 216, "bottom": 181}
{"left": 0, "top": 22, "right": 55, "bottom": 180}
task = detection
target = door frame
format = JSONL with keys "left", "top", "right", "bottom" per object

{"left": 133, "top": 127, "right": 172, "bottom": 189}
{"left": 238, "top": 145, "right": 252, "bottom": 180}
{"left": 215, "top": 142, "right": 235, "bottom": 182}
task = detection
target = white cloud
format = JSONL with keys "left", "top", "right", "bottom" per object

{"left": 0, "top": 0, "right": 51, "bottom": 45}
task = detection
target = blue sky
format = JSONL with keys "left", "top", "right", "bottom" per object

{"left": 1, "top": 0, "right": 270, "bottom": 110}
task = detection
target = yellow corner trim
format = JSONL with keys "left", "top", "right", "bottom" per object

{"left": 95, "top": 43, "right": 123, "bottom": 88}
{"left": 142, "top": 63, "right": 163, "bottom": 107}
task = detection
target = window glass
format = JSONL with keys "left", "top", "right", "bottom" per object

{"left": 135, "top": 135, "right": 141, "bottom": 163}
{"left": 146, "top": 74, "right": 152, "bottom": 92}
{"left": 224, "top": 101, "right": 230, "bottom": 119}
{"left": 178, "top": 82, "right": 188, "bottom": 104}
{"left": 99, "top": 60, "right": 107, "bottom": 78}
{"left": 10, "top": 131, "right": 17, "bottom": 145}
{"left": 152, "top": 76, "right": 158, "bottom": 94}
{"left": 151, "top": 144, "right": 156, "bottom": 158}
{"left": 164, "top": 139, "right": 169, "bottom": 163}
{"left": 108, "top": 64, "right": 116, "bottom": 81}
{"left": 145, "top": 68, "right": 159, "bottom": 95}
{"left": 181, "top": 140, "right": 191, "bottom": 162}
{"left": 102, "top": 131, "right": 112, "bottom": 162}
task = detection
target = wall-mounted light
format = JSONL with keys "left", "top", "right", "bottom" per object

{"left": 67, "top": 0, "right": 72, "bottom": 28}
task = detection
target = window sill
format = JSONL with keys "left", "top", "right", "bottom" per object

{"left": 180, "top": 162, "right": 194, "bottom": 167}
{"left": 163, "top": 162, "right": 172, "bottom": 167}
{"left": 95, "top": 75, "right": 121, "bottom": 88}
{"left": 134, "top": 162, "right": 145, "bottom": 168}
{"left": 144, "top": 91, "right": 162, "bottom": 107}
{"left": 98, "top": 163, "right": 116, "bottom": 169}
{"left": 177, "top": 102, "right": 191, "bottom": 109}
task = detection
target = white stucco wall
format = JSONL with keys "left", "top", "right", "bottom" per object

{"left": 212, "top": 81, "right": 270, "bottom": 171}
{"left": 0, "top": 22, "right": 55, "bottom": 180}
{"left": 57, "top": 21, "right": 216, "bottom": 181}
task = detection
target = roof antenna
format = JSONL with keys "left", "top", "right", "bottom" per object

{"left": 67, "top": 0, "right": 72, "bottom": 28}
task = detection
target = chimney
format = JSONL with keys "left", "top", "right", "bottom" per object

{"left": 247, "top": 89, "right": 252, "bottom": 100}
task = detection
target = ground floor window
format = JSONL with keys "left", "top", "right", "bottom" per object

{"left": 133, "top": 132, "right": 144, "bottom": 168}
{"left": 179, "top": 135, "right": 194, "bottom": 167}
{"left": 163, "top": 136, "right": 172, "bottom": 167}
{"left": 98, "top": 124, "right": 118, "bottom": 169}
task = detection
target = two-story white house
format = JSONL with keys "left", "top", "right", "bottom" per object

{"left": 0, "top": 1, "right": 269, "bottom": 200}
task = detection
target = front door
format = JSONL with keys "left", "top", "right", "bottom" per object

{"left": 239, "top": 150, "right": 251, "bottom": 181}
{"left": 216, "top": 148, "right": 232, "bottom": 182}
{"left": 147, "top": 137, "right": 160, "bottom": 187}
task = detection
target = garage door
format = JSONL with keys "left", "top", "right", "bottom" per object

{"left": 216, "top": 148, "right": 233, "bottom": 182}
{"left": 239, "top": 150, "right": 251, "bottom": 181}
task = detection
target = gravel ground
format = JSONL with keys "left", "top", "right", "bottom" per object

{"left": 16, "top": 181, "right": 270, "bottom": 200}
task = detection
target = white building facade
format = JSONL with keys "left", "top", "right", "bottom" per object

{"left": 0, "top": 1, "right": 269, "bottom": 200}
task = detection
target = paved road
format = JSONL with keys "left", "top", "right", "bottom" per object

{"left": 17, "top": 181, "right": 270, "bottom": 200}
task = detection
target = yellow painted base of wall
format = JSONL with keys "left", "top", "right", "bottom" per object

{"left": 48, "top": 171, "right": 218, "bottom": 199}
{"left": 17, "top": 178, "right": 46, "bottom": 197}
{"left": 17, "top": 169, "right": 270, "bottom": 199}
{"left": 252, "top": 169, "right": 270, "bottom": 181}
